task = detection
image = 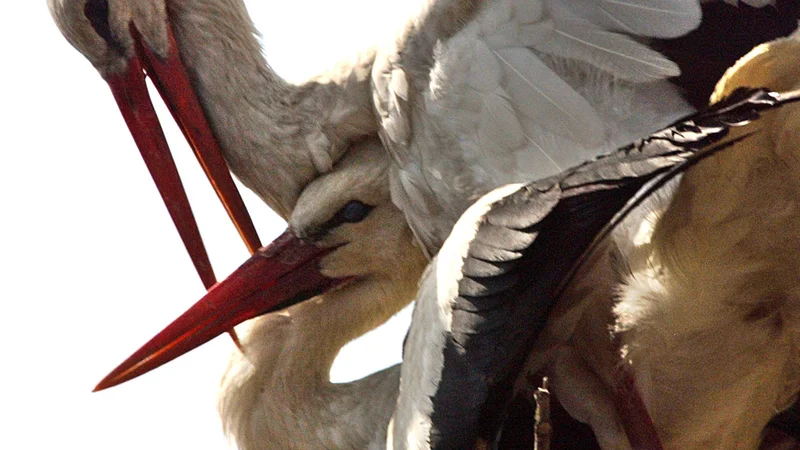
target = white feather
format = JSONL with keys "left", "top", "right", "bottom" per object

{"left": 478, "top": 89, "right": 526, "bottom": 150}
{"left": 495, "top": 47, "right": 604, "bottom": 145}
{"left": 511, "top": 0, "right": 545, "bottom": 24}
{"left": 520, "top": 20, "right": 680, "bottom": 82}
{"left": 383, "top": 68, "right": 411, "bottom": 147}
{"left": 486, "top": 20, "right": 522, "bottom": 49}
{"left": 592, "top": 0, "right": 702, "bottom": 38}
{"left": 467, "top": 40, "right": 502, "bottom": 92}
{"left": 378, "top": 0, "right": 696, "bottom": 254}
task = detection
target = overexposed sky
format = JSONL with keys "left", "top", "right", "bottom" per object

{"left": 2, "top": 2, "right": 413, "bottom": 449}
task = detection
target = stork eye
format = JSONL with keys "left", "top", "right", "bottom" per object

{"left": 85, "top": 0, "right": 113, "bottom": 43}
{"left": 85, "top": 0, "right": 126, "bottom": 54}
{"left": 335, "top": 201, "right": 373, "bottom": 224}
{"left": 315, "top": 200, "right": 374, "bottom": 235}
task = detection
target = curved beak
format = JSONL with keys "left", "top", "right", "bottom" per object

{"left": 94, "top": 230, "right": 349, "bottom": 391}
{"left": 102, "top": 20, "right": 261, "bottom": 289}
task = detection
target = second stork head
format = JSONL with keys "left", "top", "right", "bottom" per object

{"left": 94, "top": 139, "right": 427, "bottom": 391}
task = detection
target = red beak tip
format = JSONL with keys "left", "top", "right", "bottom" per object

{"left": 94, "top": 364, "right": 136, "bottom": 392}
{"left": 92, "top": 231, "right": 341, "bottom": 390}
{"left": 93, "top": 379, "right": 113, "bottom": 392}
{"left": 93, "top": 372, "right": 122, "bottom": 392}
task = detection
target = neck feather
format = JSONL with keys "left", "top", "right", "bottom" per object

{"left": 167, "top": 0, "right": 377, "bottom": 218}
{"left": 218, "top": 276, "right": 420, "bottom": 449}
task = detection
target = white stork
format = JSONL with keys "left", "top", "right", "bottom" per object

{"left": 47, "top": 0, "right": 798, "bottom": 448}
{"left": 389, "top": 36, "right": 800, "bottom": 449}
{"left": 49, "top": 0, "right": 428, "bottom": 447}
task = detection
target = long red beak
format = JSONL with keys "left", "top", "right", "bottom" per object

{"left": 94, "top": 230, "right": 348, "bottom": 391}
{"left": 87, "top": 10, "right": 336, "bottom": 392}
{"left": 102, "top": 21, "right": 261, "bottom": 289}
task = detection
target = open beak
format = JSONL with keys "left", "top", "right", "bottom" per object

{"left": 94, "top": 230, "right": 349, "bottom": 391}
{"left": 102, "top": 21, "right": 261, "bottom": 289}
{"left": 90, "top": 12, "right": 349, "bottom": 393}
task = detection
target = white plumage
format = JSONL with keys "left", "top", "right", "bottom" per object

{"left": 373, "top": 0, "right": 701, "bottom": 255}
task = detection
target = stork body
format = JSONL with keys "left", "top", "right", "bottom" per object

{"left": 390, "top": 37, "right": 800, "bottom": 449}
{"left": 372, "top": 0, "right": 701, "bottom": 255}
{"left": 603, "top": 41, "right": 800, "bottom": 448}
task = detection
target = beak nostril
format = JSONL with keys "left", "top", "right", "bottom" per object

{"left": 84, "top": 0, "right": 125, "bottom": 52}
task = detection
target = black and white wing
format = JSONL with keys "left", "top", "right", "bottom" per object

{"left": 389, "top": 87, "right": 800, "bottom": 449}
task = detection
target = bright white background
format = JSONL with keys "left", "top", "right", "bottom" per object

{"left": 3, "top": 2, "right": 415, "bottom": 449}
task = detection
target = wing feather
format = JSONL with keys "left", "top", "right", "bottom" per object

{"left": 510, "top": 0, "right": 544, "bottom": 24}
{"left": 423, "top": 87, "right": 800, "bottom": 447}
{"left": 495, "top": 47, "right": 604, "bottom": 145}
{"left": 594, "top": 0, "right": 702, "bottom": 38}
{"left": 479, "top": 91, "right": 526, "bottom": 150}
{"left": 520, "top": 20, "right": 680, "bottom": 82}
{"left": 377, "top": 0, "right": 702, "bottom": 256}
{"left": 467, "top": 40, "right": 503, "bottom": 92}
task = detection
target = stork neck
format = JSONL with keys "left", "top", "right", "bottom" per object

{"left": 166, "top": 0, "right": 376, "bottom": 218}
{"left": 219, "top": 277, "right": 418, "bottom": 449}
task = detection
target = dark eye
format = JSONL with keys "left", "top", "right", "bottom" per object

{"left": 85, "top": 0, "right": 113, "bottom": 43}
{"left": 335, "top": 200, "right": 373, "bottom": 224}
{"left": 314, "top": 201, "right": 374, "bottom": 237}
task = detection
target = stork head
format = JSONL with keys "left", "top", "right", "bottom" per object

{"left": 94, "top": 138, "right": 428, "bottom": 390}
{"left": 51, "top": 0, "right": 268, "bottom": 287}
{"left": 48, "top": 0, "right": 169, "bottom": 77}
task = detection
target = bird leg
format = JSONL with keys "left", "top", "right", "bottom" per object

{"left": 533, "top": 377, "right": 552, "bottom": 450}
{"left": 611, "top": 363, "right": 664, "bottom": 450}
